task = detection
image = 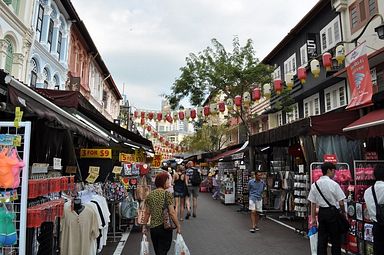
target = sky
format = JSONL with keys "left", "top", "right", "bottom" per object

{"left": 71, "top": 0, "right": 319, "bottom": 111}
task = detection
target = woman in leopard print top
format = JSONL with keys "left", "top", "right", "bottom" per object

{"left": 143, "top": 171, "right": 181, "bottom": 254}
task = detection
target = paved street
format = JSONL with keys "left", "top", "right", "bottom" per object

{"left": 106, "top": 192, "right": 311, "bottom": 255}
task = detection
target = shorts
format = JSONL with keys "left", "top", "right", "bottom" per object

{"left": 249, "top": 199, "right": 262, "bottom": 212}
{"left": 174, "top": 191, "right": 185, "bottom": 198}
{"left": 187, "top": 186, "right": 199, "bottom": 198}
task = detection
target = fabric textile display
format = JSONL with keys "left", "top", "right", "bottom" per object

{"left": 308, "top": 226, "right": 318, "bottom": 255}
{"left": 163, "top": 192, "right": 176, "bottom": 230}
{"left": 174, "top": 234, "right": 190, "bottom": 255}
{"left": 136, "top": 177, "right": 151, "bottom": 201}
{"left": 140, "top": 234, "right": 150, "bottom": 255}
{"left": 104, "top": 181, "right": 127, "bottom": 202}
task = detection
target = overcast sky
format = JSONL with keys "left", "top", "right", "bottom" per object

{"left": 72, "top": 0, "right": 319, "bottom": 111}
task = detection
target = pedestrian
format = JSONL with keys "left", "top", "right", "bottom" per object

{"left": 363, "top": 164, "right": 384, "bottom": 255}
{"left": 248, "top": 171, "right": 265, "bottom": 232}
{"left": 212, "top": 170, "right": 220, "bottom": 200}
{"left": 307, "top": 162, "right": 347, "bottom": 255}
{"left": 173, "top": 165, "right": 187, "bottom": 221}
{"left": 185, "top": 161, "right": 201, "bottom": 219}
{"left": 142, "top": 172, "right": 181, "bottom": 255}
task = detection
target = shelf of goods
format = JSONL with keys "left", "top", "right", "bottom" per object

{"left": 236, "top": 168, "right": 249, "bottom": 208}
{"left": 293, "top": 173, "right": 309, "bottom": 218}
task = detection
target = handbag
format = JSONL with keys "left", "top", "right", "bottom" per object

{"left": 315, "top": 182, "right": 349, "bottom": 233}
{"left": 163, "top": 191, "right": 176, "bottom": 230}
{"left": 137, "top": 201, "right": 149, "bottom": 225}
{"left": 136, "top": 177, "right": 150, "bottom": 201}
{"left": 372, "top": 183, "right": 384, "bottom": 226}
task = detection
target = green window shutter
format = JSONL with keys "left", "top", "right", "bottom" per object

{"left": 4, "top": 38, "right": 13, "bottom": 74}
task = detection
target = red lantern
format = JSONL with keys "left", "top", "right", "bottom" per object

{"left": 140, "top": 118, "right": 145, "bottom": 125}
{"left": 160, "top": 136, "right": 164, "bottom": 142}
{"left": 165, "top": 141, "right": 170, "bottom": 146}
{"left": 190, "top": 109, "right": 197, "bottom": 120}
{"left": 147, "top": 112, "right": 154, "bottom": 120}
{"left": 134, "top": 111, "right": 139, "bottom": 118}
{"left": 153, "top": 132, "right": 158, "bottom": 138}
{"left": 322, "top": 52, "right": 332, "bottom": 71}
{"left": 234, "top": 95, "right": 242, "bottom": 107}
{"left": 252, "top": 87, "right": 261, "bottom": 101}
{"left": 171, "top": 144, "right": 174, "bottom": 149}
{"left": 178, "top": 111, "right": 185, "bottom": 120}
{"left": 141, "top": 111, "right": 145, "bottom": 119}
{"left": 166, "top": 114, "right": 173, "bottom": 123}
{"left": 156, "top": 112, "right": 162, "bottom": 122}
{"left": 274, "top": 79, "right": 283, "bottom": 95}
{"left": 204, "top": 105, "right": 210, "bottom": 116}
{"left": 218, "top": 101, "right": 225, "bottom": 112}
{"left": 146, "top": 126, "right": 151, "bottom": 132}
{"left": 297, "top": 66, "right": 307, "bottom": 84}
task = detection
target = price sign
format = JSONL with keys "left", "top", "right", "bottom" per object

{"left": 86, "top": 173, "right": 99, "bottom": 183}
{"left": 65, "top": 166, "right": 77, "bottom": 174}
{"left": 13, "top": 135, "right": 21, "bottom": 147}
{"left": 112, "top": 166, "right": 122, "bottom": 174}
{"left": 323, "top": 154, "right": 337, "bottom": 163}
{"left": 80, "top": 149, "right": 112, "bottom": 159}
{"left": 53, "top": 157, "right": 62, "bottom": 170}
{"left": 135, "top": 148, "right": 146, "bottom": 163}
{"left": 31, "top": 163, "right": 49, "bottom": 174}
{"left": 14, "top": 107, "right": 23, "bottom": 128}
{"left": 152, "top": 154, "right": 162, "bottom": 168}
{"left": 89, "top": 166, "right": 100, "bottom": 175}
{"left": 119, "top": 153, "right": 135, "bottom": 162}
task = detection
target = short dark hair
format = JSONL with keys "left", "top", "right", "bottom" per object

{"left": 155, "top": 172, "right": 169, "bottom": 188}
{"left": 321, "top": 162, "right": 336, "bottom": 175}
{"left": 374, "top": 164, "right": 384, "bottom": 181}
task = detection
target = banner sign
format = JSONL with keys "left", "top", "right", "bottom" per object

{"left": 323, "top": 154, "right": 337, "bottom": 163}
{"left": 119, "top": 153, "right": 136, "bottom": 162}
{"left": 152, "top": 154, "right": 162, "bottom": 168}
{"left": 306, "top": 33, "right": 318, "bottom": 59}
{"left": 80, "top": 149, "right": 112, "bottom": 159}
{"left": 346, "top": 42, "right": 373, "bottom": 110}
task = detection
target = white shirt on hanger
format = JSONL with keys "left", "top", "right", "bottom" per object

{"left": 364, "top": 181, "right": 384, "bottom": 222}
{"left": 308, "top": 175, "right": 346, "bottom": 208}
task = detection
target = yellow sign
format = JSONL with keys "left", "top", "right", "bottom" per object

{"left": 112, "top": 166, "right": 122, "bottom": 174}
{"left": 14, "top": 107, "right": 23, "bottom": 128}
{"left": 80, "top": 149, "right": 112, "bottom": 159}
{"left": 88, "top": 166, "right": 100, "bottom": 175}
{"left": 135, "top": 148, "right": 146, "bottom": 163}
{"left": 13, "top": 135, "right": 21, "bottom": 147}
{"left": 152, "top": 154, "right": 162, "bottom": 168}
{"left": 65, "top": 166, "right": 77, "bottom": 174}
{"left": 119, "top": 153, "right": 135, "bottom": 162}
{"left": 86, "top": 173, "right": 99, "bottom": 183}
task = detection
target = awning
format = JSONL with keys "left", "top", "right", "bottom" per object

{"left": 343, "top": 108, "right": 384, "bottom": 137}
{"left": 5, "top": 75, "right": 109, "bottom": 145}
{"left": 207, "top": 141, "right": 248, "bottom": 162}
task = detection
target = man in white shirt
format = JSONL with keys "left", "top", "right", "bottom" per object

{"left": 364, "top": 164, "right": 384, "bottom": 255}
{"left": 308, "top": 162, "right": 346, "bottom": 255}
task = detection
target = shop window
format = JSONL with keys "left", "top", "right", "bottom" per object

{"left": 284, "top": 53, "right": 297, "bottom": 79}
{"left": 48, "top": 19, "right": 54, "bottom": 51}
{"left": 324, "top": 82, "right": 347, "bottom": 112}
{"left": 286, "top": 103, "right": 299, "bottom": 123}
{"left": 36, "top": 4, "right": 44, "bottom": 42}
{"left": 320, "top": 16, "right": 342, "bottom": 53}
{"left": 30, "top": 59, "right": 38, "bottom": 87}
{"left": 4, "top": 38, "right": 13, "bottom": 74}
{"left": 349, "top": 0, "right": 378, "bottom": 34}
{"left": 300, "top": 44, "right": 308, "bottom": 66}
{"left": 303, "top": 93, "right": 320, "bottom": 117}
{"left": 326, "top": 93, "right": 332, "bottom": 111}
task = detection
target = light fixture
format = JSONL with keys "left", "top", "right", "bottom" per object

{"left": 375, "top": 23, "right": 384, "bottom": 39}
{"left": 260, "top": 146, "right": 270, "bottom": 152}
{"left": 124, "top": 142, "right": 140, "bottom": 149}
{"left": 363, "top": 142, "right": 367, "bottom": 148}
{"left": 111, "top": 137, "right": 119, "bottom": 143}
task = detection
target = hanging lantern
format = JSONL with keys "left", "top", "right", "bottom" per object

{"left": 226, "top": 98, "right": 234, "bottom": 111}
{"left": 243, "top": 91, "right": 251, "bottom": 107}
{"left": 335, "top": 45, "right": 345, "bottom": 65}
{"left": 153, "top": 132, "right": 158, "bottom": 138}
{"left": 134, "top": 111, "right": 139, "bottom": 119}
{"left": 146, "top": 126, "right": 152, "bottom": 132}
{"left": 203, "top": 105, "right": 210, "bottom": 117}
{"left": 190, "top": 109, "right": 197, "bottom": 120}
{"left": 160, "top": 136, "right": 164, "bottom": 142}
{"left": 263, "top": 83, "right": 271, "bottom": 99}
{"left": 147, "top": 112, "right": 154, "bottom": 120}
{"left": 218, "top": 101, "right": 225, "bottom": 112}
{"left": 156, "top": 112, "right": 162, "bottom": 122}
{"left": 166, "top": 114, "right": 173, "bottom": 123}
{"left": 141, "top": 111, "right": 146, "bottom": 119}
{"left": 178, "top": 111, "right": 185, "bottom": 120}
{"left": 297, "top": 66, "right": 307, "bottom": 84}
{"left": 185, "top": 109, "right": 191, "bottom": 119}
{"left": 310, "top": 59, "right": 320, "bottom": 78}
{"left": 197, "top": 107, "right": 204, "bottom": 118}
{"left": 274, "top": 79, "right": 283, "bottom": 95}
{"left": 165, "top": 141, "right": 170, "bottom": 146}
{"left": 234, "top": 95, "right": 242, "bottom": 107}
{"left": 140, "top": 118, "right": 145, "bottom": 126}
{"left": 170, "top": 144, "right": 174, "bottom": 149}
{"left": 285, "top": 73, "right": 294, "bottom": 90}
{"left": 322, "top": 52, "right": 333, "bottom": 71}
{"left": 252, "top": 87, "right": 261, "bottom": 102}
{"left": 210, "top": 103, "right": 218, "bottom": 115}
{"left": 172, "top": 111, "right": 178, "bottom": 121}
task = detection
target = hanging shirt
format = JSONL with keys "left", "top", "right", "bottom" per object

{"left": 364, "top": 181, "right": 384, "bottom": 222}
{"left": 248, "top": 179, "right": 265, "bottom": 202}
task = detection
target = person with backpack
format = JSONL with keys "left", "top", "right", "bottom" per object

{"left": 185, "top": 161, "right": 201, "bottom": 219}
{"left": 364, "top": 164, "right": 384, "bottom": 255}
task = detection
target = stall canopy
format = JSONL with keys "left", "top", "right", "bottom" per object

{"left": 343, "top": 108, "right": 384, "bottom": 138}
{"left": 207, "top": 141, "right": 248, "bottom": 162}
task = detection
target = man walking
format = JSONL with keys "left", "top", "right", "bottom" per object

{"left": 185, "top": 161, "right": 201, "bottom": 219}
{"left": 364, "top": 164, "right": 384, "bottom": 255}
{"left": 308, "top": 162, "right": 346, "bottom": 255}
{"left": 248, "top": 171, "right": 265, "bottom": 232}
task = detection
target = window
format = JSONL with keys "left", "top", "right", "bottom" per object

{"left": 283, "top": 53, "right": 297, "bottom": 79}
{"left": 273, "top": 66, "right": 281, "bottom": 80}
{"left": 349, "top": 0, "right": 378, "bottom": 33}
{"left": 48, "top": 19, "right": 54, "bottom": 51}
{"left": 286, "top": 103, "right": 299, "bottom": 123}
{"left": 277, "top": 111, "right": 283, "bottom": 126}
{"left": 300, "top": 44, "right": 308, "bottom": 66}
{"left": 320, "top": 16, "right": 342, "bottom": 53}
{"left": 57, "top": 31, "right": 62, "bottom": 59}
{"left": 43, "top": 68, "right": 49, "bottom": 88}
{"left": 4, "top": 38, "right": 13, "bottom": 74}
{"left": 30, "top": 59, "right": 38, "bottom": 87}
{"left": 303, "top": 93, "right": 320, "bottom": 117}
{"left": 324, "top": 81, "right": 347, "bottom": 112}
{"left": 53, "top": 75, "right": 60, "bottom": 90}
{"left": 36, "top": 4, "right": 44, "bottom": 41}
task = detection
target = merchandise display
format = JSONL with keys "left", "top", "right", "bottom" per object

{"left": 293, "top": 173, "right": 309, "bottom": 218}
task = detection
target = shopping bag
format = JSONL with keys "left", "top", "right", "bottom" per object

{"left": 174, "top": 233, "right": 190, "bottom": 255}
{"left": 308, "top": 226, "right": 318, "bottom": 255}
{"left": 140, "top": 234, "right": 150, "bottom": 255}
{"left": 136, "top": 177, "right": 151, "bottom": 201}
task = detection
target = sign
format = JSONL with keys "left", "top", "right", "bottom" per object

{"left": 135, "top": 148, "right": 146, "bottom": 163}
{"left": 80, "top": 149, "right": 112, "bottom": 159}
{"left": 119, "top": 153, "right": 135, "bottom": 162}
{"left": 14, "top": 107, "right": 23, "bottom": 128}
{"left": 365, "top": 152, "right": 378, "bottom": 160}
{"left": 346, "top": 42, "right": 373, "bottom": 110}
{"left": 151, "top": 154, "right": 162, "bottom": 168}
{"left": 13, "top": 135, "right": 21, "bottom": 147}
{"left": 306, "top": 33, "right": 318, "bottom": 59}
{"left": 112, "top": 166, "right": 123, "bottom": 174}
{"left": 323, "top": 154, "right": 337, "bottom": 163}
{"left": 65, "top": 166, "right": 77, "bottom": 174}
{"left": 88, "top": 166, "right": 100, "bottom": 175}
{"left": 53, "top": 157, "right": 62, "bottom": 170}
{"left": 85, "top": 173, "right": 99, "bottom": 183}
{"left": 31, "top": 163, "right": 49, "bottom": 174}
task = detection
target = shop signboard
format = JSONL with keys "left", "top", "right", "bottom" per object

{"left": 323, "top": 154, "right": 337, "bottom": 163}
{"left": 345, "top": 42, "right": 373, "bottom": 110}
{"left": 152, "top": 154, "right": 162, "bottom": 168}
{"left": 80, "top": 148, "right": 112, "bottom": 159}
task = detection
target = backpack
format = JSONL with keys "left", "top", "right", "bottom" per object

{"left": 190, "top": 168, "right": 202, "bottom": 186}
{"left": 372, "top": 184, "right": 384, "bottom": 226}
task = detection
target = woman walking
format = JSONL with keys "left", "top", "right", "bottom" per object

{"left": 173, "top": 165, "right": 187, "bottom": 221}
{"left": 142, "top": 172, "right": 181, "bottom": 255}
{"left": 212, "top": 170, "right": 220, "bottom": 199}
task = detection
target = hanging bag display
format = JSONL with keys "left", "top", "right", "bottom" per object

{"left": 372, "top": 183, "right": 384, "bottom": 226}
{"left": 104, "top": 181, "right": 127, "bottom": 202}
{"left": 163, "top": 191, "right": 176, "bottom": 230}
{"left": 136, "top": 177, "right": 150, "bottom": 201}
{"left": 315, "top": 182, "right": 349, "bottom": 233}
{"left": 120, "top": 193, "right": 139, "bottom": 219}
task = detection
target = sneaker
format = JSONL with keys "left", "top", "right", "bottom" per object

{"left": 185, "top": 212, "right": 191, "bottom": 220}
{"left": 255, "top": 227, "right": 260, "bottom": 231}
{"left": 249, "top": 228, "right": 255, "bottom": 233}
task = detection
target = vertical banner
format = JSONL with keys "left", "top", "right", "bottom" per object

{"left": 306, "top": 33, "right": 318, "bottom": 59}
{"left": 346, "top": 42, "right": 373, "bottom": 110}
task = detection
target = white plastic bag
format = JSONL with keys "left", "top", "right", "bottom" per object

{"left": 308, "top": 226, "right": 318, "bottom": 255}
{"left": 140, "top": 234, "right": 150, "bottom": 255}
{"left": 174, "top": 233, "right": 190, "bottom": 255}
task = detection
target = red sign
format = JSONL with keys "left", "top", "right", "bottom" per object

{"left": 365, "top": 151, "right": 378, "bottom": 160}
{"left": 323, "top": 154, "right": 337, "bottom": 163}
{"left": 345, "top": 42, "right": 373, "bottom": 110}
